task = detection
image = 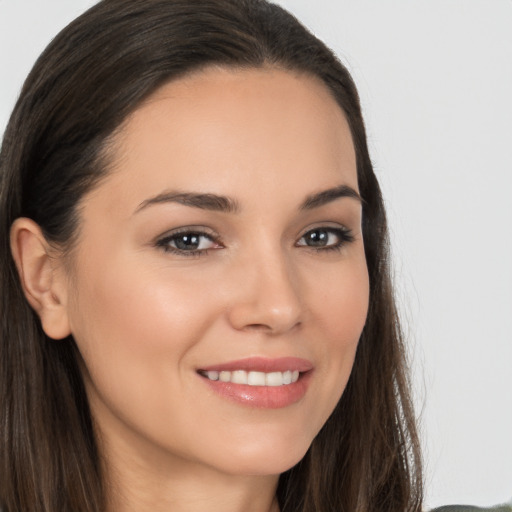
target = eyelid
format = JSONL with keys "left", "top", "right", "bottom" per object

{"left": 154, "top": 225, "right": 219, "bottom": 241}
{"left": 153, "top": 222, "right": 355, "bottom": 257}
{"left": 297, "top": 222, "right": 353, "bottom": 239}
{"left": 295, "top": 224, "right": 355, "bottom": 250}
{"left": 154, "top": 226, "right": 223, "bottom": 256}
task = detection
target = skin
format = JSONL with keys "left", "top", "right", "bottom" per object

{"left": 11, "top": 67, "right": 369, "bottom": 512}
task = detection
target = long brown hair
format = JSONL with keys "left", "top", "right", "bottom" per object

{"left": 0, "top": 1, "right": 422, "bottom": 510}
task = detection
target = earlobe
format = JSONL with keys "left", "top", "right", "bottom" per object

{"left": 10, "top": 218, "right": 71, "bottom": 340}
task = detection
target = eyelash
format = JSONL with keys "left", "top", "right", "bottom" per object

{"left": 297, "top": 226, "right": 355, "bottom": 253}
{"left": 155, "top": 226, "right": 355, "bottom": 257}
{"left": 155, "top": 228, "right": 220, "bottom": 257}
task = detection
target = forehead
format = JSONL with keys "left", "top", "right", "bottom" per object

{"left": 93, "top": 67, "right": 357, "bottom": 214}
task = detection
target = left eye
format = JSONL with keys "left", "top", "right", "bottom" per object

{"left": 158, "top": 231, "right": 218, "bottom": 253}
{"left": 296, "top": 227, "right": 352, "bottom": 249}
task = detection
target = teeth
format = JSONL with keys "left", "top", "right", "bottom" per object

{"left": 219, "top": 371, "right": 230, "bottom": 382}
{"left": 202, "top": 369, "right": 300, "bottom": 386}
{"left": 247, "top": 371, "right": 266, "bottom": 386}
{"left": 231, "top": 370, "right": 248, "bottom": 384}
{"left": 266, "top": 372, "right": 283, "bottom": 386}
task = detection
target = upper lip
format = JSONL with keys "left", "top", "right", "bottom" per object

{"left": 198, "top": 356, "right": 313, "bottom": 373}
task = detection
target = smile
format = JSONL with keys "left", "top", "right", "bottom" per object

{"left": 200, "top": 369, "right": 300, "bottom": 386}
{"left": 197, "top": 357, "right": 313, "bottom": 408}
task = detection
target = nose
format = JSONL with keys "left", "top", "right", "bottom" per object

{"left": 226, "top": 252, "right": 303, "bottom": 335}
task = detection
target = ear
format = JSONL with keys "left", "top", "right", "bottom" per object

{"left": 10, "top": 218, "right": 71, "bottom": 340}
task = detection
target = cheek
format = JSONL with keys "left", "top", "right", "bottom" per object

{"left": 70, "top": 251, "right": 213, "bottom": 348}
{"left": 313, "top": 253, "right": 369, "bottom": 349}
{"left": 294, "top": 251, "right": 368, "bottom": 430}
{"left": 66, "top": 253, "right": 217, "bottom": 411}
{"left": 67, "top": 258, "right": 229, "bottom": 459}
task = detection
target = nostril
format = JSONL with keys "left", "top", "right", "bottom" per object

{"left": 242, "top": 320, "right": 302, "bottom": 334}
{"left": 244, "top": 323, "right": 273, "bottom": 331}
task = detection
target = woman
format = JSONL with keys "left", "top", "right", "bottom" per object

{"left": 0, "top": 1, "right": 422, "bottom": 511}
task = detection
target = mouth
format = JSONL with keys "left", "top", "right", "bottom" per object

{"left": 196, "top": 357, "right": 313, "bottom": 408}
{"left": 198, "top": 369, "right": 300, "bottom": 386}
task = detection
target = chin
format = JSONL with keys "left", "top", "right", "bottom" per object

{"left": 205, "top": 433, "right": 312, "bottom": 477}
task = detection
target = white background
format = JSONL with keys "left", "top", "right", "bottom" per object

{"left": 1, "top": 1, "right": 511, "bottom": 509}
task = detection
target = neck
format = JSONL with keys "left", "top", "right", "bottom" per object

{"left": 107, "top": 464, "right": 280, "bottom": 512}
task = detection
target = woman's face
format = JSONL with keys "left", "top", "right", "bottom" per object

{"left": 64, "top": 67, "right": 369, "bottom": 477}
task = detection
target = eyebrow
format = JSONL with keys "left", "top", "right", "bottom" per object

{"left": 135, "top": 184, "right": 362, "bottom": 215}
{"left": 300, "top": 184, "right": 363, "bottom": 210}
{"left": 135, "top": 191, "right": 240, "bottom": 214}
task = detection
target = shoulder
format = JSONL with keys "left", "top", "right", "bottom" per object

{"left": 431, "top": 505, "right": 512, "bottom": 512}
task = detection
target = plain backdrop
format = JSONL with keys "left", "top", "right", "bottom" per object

{"left": 1, "top": 1, "right": 511, "bottom": 509}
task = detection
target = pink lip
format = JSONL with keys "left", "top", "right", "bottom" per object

{"left": 199, "top": 356, "right": 313, "bottom": 373}
{"left": 197, "top": 357, "right": 314, "bottom": 409}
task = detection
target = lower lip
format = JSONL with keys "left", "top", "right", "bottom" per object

{"left": 199, "top": 372, "right": 312, "bottom": 409}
